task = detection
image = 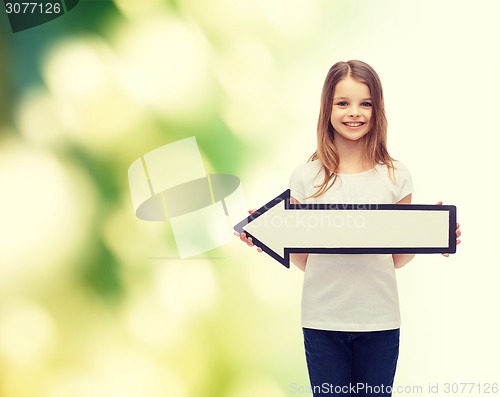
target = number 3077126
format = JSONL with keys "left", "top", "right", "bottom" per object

{"left": 5, "top": 2, "right": 62, "bottom": 14}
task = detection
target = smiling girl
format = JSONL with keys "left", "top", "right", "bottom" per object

{"left": 237, "top": 60, "right": 460, "bottom": 396}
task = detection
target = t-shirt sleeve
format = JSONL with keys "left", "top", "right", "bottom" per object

{"left": 395, "top": 161, "right": 414, "bottom": 201}
{"left": 289, "top": 164, "right": 307, "bottom": 203}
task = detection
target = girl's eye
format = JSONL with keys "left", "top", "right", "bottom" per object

{"left": 361, "top": 102, "right": 372, "bottom": 107}
{"left": 337, "top": 101, "right": 348, "bottom": 107}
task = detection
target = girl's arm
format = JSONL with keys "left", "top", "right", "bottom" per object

{"left": 393, "top": 194, "right": 415, "bottom": 269}
{"left": 290, "top": 197, "right": 308, "bottom": 272}
{"left": 392, "top": 194, "right": 462, "bottom": 268}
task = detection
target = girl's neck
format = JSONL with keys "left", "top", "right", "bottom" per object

{"left": 335, "top": 136, "right": 373, "bottom": 174}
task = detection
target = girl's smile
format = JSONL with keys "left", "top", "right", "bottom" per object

{"left": 342, "top": 121, "right": 366, "bottom": 128}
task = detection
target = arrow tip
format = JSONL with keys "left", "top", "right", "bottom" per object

{"left": 233, "top": 190, "right": 291, "bottom": 268}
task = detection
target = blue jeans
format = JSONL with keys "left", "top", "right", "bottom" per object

{"left": 303, "top": 328, "right": 400, "bottom": 397}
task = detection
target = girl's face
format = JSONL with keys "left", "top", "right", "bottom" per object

{"left": 330, "top": 77, "right": 372, "bottom": 143}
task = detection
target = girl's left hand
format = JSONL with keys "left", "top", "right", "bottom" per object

{"left": 437, "top": 201, "right": 461, "bottom": 257}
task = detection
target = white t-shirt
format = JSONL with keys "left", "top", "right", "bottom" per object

{"left": 289, "top": 159, "right": 414, "bottom": 331}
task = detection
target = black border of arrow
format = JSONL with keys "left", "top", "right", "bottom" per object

{"left": 234, "top": 189, "right": 457, "bottom": 268}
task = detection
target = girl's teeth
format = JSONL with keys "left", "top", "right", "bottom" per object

{"left": 345, "top": 123, "right": 362, "bottom": 127}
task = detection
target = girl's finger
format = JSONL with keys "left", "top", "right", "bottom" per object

{"left": 234, "top": 226, "right": 262, "bottom": 252}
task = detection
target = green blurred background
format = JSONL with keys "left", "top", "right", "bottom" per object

{"left": 1, "top": 1, "right": 499, "bottom": 396}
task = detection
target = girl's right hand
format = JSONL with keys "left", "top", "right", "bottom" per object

{"left": 233, "top": 209, "right": 263, "bottom": 253}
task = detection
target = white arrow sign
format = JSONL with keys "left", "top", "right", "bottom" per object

{"left": 234, "top": 190, "right": 457, "bottom": 267}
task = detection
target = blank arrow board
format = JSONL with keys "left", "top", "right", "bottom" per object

{"left": 234, "top": 189, "right": 457, "bottom": 268}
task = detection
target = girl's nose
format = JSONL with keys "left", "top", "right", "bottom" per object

{"left": 349, "top": 107, "right": 360, "bottom": 117}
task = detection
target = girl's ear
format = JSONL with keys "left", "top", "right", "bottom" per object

{"left": 328, "top": 120, "right": 335, "bottom": 135}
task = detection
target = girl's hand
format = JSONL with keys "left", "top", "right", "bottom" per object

{"left": 233, "top": 209, "right": 263, "bottom": 253}
{"left": 436, "top": 201, "right": 461, "bottom": 257}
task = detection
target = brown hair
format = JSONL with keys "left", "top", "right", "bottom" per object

{"left": 309, "top": 60, "right": 394, "bottom": 198}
